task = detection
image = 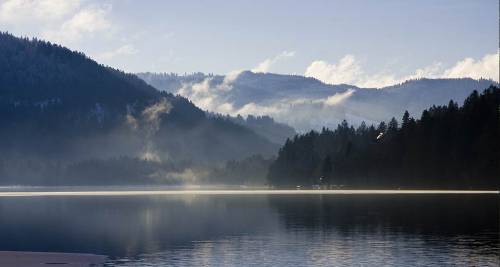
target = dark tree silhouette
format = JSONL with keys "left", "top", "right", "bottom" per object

{"left": 268, "top": 86, "right": 500, "bottom": 189}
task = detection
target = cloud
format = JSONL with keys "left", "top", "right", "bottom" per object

{"left": 176, "top": 71, "right": 357, "bottom": 132}
{"left": 42, "top": 5, "right": 112, "bottom": 43}
{"left": 234, "top": 102, "right": 281, "bottom": 117}
{"left": 324, "top": 89, "right": 355, "bottom": 106}
{"left": 176, "top": 69, "right": 246, "bottom": 114}
{"left": 0, "top": 0, "right": 80, "bottom": 24}
{"left": 174, "top": 51, "right": 495, "bottom": 132}
{"left": 140, "top": 98, "right": 172, "bottom": 162}
{"left": 223, "top": 70, "right": 243, "bottom": 85}
{"left": 305, "top": 53, "right": 499, "bottom": 88}
{"left": 442, "top": 53, "right": 499, "bottom": 81}
{"left": 225, "top": 89, "right": 358, "bottom": 132}
{"left": 175, "top": 49, "right": 358, "bottom": 131}
{"left": 176, "top": 49, "right": 297, "bottom": 114}
{"left": 126, "top": 98, "right": 173, "bottom": 162}
{"left": 142, "top": 98, "right": 172, "bottom": 133}
{"left": 251, "top": 51, "right": 296, "bottom": 73}
{"left": 0, "top": 0, "right": 113, "bottom": 45}
{"left": 98, "top": 44, "right": 138, "bottom": 60}
{"left": 304, "top": 55, "right": 361, "bottom": 85}
{"left": 178, "top": 50, "right": 295, "bottom": 109}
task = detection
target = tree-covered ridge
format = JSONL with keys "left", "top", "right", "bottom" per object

{"left": 0, "top": 32, "right": 158, "bottom": 106}
{"left": 268, "top": 86, "right": 500, "bottom": 189}
{"left": 137, "top": 71, "right": 496, "bottom": 132}
{"left": 0, "top": 32, "right": 279, "bottom": 185}
{"left": 208, "top": 113, "right": 296, "bottom": 145}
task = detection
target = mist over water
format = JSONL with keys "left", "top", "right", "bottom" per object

{"left": 0, "top": 194, "right": 497, "bottom": 266}
{"left": 0, "top": 2, "right": 498, "bottom": 266}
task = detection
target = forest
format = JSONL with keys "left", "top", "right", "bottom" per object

{"left": 268, "top": 86, "right": 499, "bottom": 189}
{"left": 0, "top": 32, "right": 280, "bottom": 185}
{"left": 1, "top": 32, "right": 498, "bottom": 188}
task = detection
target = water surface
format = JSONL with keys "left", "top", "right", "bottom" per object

{"left": 0, "top": 193, "right": 498, "bottom": 266}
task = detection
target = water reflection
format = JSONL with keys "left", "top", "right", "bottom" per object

{"left": 0, "top": 195, "right": 497, "bottom": 266}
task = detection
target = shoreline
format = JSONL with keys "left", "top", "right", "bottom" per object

{"left": 0, "top": 189, "right": 498, "bottom": 197}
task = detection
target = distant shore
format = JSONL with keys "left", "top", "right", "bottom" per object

{"left": 0, "top": 189, "right": 498, "bottom": 197}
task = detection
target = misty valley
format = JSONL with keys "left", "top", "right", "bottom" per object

{"left": 0, "top": 1, "right": 499, "bottom": 265}
{"left": 0, "top": 33, "right": 498, "bottom": 190}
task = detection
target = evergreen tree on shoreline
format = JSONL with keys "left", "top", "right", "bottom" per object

{"left": 268, "top": 86, "right": 500, "bottom": 189}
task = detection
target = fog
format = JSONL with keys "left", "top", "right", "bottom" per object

{"left": 138, "top": 72, "right": 497, "bottom": 132}
{"left": 0, "top": 96, "right": 276, "bottom": 186}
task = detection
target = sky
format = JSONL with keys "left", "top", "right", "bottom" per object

{"left": 0, "top": 0, "right": 498, "bottom": 87}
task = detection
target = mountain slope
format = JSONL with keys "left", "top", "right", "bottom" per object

{"left": 137, "top": 72, "right": 497, "bottom": 131}
{"left": 0, "top": 32, "right": 277, "bottom": 185}
{"left": 209, "top": 114, "right": 296, "bottom": 145}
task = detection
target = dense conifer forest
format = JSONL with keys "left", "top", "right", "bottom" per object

{"left": 0, "top": 32, "right": 278, "bottom": 185}
{"left": 268, "top": 86, "right": 500, "bottom": 189}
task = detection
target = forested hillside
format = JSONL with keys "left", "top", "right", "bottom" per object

{"left": 0, "top": 32, "right": 277, "bottom": 185}
{"left": 209, "top": 114, "right": 296, "bottom": 145}
{"left": 137, "top": 71, "right": 496, "bottom": 131}
{"left": 268, "top": 86, "right": 500, "bottom": 189}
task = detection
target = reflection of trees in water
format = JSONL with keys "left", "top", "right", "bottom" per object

{"left": 267, "top": 195, "right": 499, "bottom": 265}
{"left": 0, "top": 195, "right": 497, "bottom": 262}
{"left": 267, "top": 195, "right": 499, "bottom": 237}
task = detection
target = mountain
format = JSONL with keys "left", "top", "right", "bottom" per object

{"left": 137, "top": 72, "right": 497, "bottom": 132}
{"left": 209, "top": 114, "right": 296, "bottom": 145}
{"left": 138, "top": 72, "right": 208, "bottom": 93}
{"left": 138, "top": 72, "right": 298, "bottom": 143}
{"left": 0, "top": 32, "right": 277, "bottom": 185}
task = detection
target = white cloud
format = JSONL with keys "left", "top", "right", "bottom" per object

{"left": 179, "top": 52, "right": 497, "bottom": 132}
{"left": 224, "top": 70, "right": 243, "bottom": 84}
{"left": 0, "top": 0, "right": 80, "bottom": 24}
{"left": 354, "top": 73, "right": 398, "bottom": 88}
{"left": 176, "top": 49, "right": 297, "bottom": 114}
{"left": 251, "top": 51, "right": 296, "bottom": 73}
{"left": 443, "top": 53, "right": 499, "bottom": 81}
{"left": 98, "top": 44, "right": 138, "bottom": 60}
{"left": 176, "top": 69, "right": 246, "bottom": 114}
{"left": 176, "top": 70, "right": 357, "bottom": 132}
{"left": 0, "top": 0, "right": 112, "bottom": 45}
{"left": 175, "top": 48, "right": 358, "bottom": 131}
{"left": 42, "top": 5, "right": 112, "bottom": 43}
{"left": 235, "top": 102, "right": 281, "bottom": 117}
{"left": 177, "top": 77, "right": 223, "bottom": 113}
{"left": 305, "top": 53, "right": 499, "bottom": 88}
{"left": 225, "top": 89, "right": 358, "bottom": 131}
{"left": 304, "top": 55, "right": 361, "bottom": 85}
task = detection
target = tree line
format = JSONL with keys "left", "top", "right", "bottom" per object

{"left": 267, "top": 86, "right": 499, "bottom": 189}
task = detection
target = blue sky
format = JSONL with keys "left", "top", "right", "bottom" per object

{"left": 0, "top": 0, "right": 498, "bottom": 86}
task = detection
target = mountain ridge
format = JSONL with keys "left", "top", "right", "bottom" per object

{"left": 0, "top": 32, "right": 279, "bottom": 186}
{"left": 137, "top": 71, "right": 497, "bottom": 131}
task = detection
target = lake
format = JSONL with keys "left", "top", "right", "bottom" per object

{"left": 0, "top": 191, "right": 498, "bottom": 266}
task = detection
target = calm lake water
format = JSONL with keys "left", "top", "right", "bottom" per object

{"left": 0, "top": 193, "right": 498, "bottom": 266}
